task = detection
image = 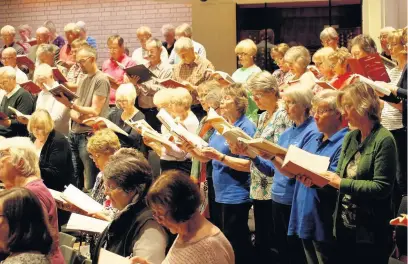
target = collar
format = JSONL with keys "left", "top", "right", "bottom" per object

{"left": 111, "top": 54, "right": 127, "bottom": 63}
{"left": 183, "top": 53, "right": 200, "bottom": 66}
{"left": 293, "top": 116, "right": 313, "bottom": 129}
{"left": 6, "top": 85, "right": 20, "bottom": 98}
{"left": 233, "top": 113, "right": 247, "bottom": 127}
{"left": 3, "top": 42, "right": 15, "bottom": 49}
{"left": 146, "top": 60, "right": 163, "bottom": 70}
{"left": 317, "top": 127, "right": 349, "bottom": 144}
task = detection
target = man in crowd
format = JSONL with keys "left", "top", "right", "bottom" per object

{"left": 27, "top": 26, "right": 60, "bottom": 64}
{"left": 102, "top": 35, "right": 137, "bottom": 106}
{"left": 161, "top": 24, "right": 176, "bottom": 56}
{"left": 172, "top": 37, "right": 214, "bottom": 120}
{"left": 59, "top": 23, "right": 81, "bottom": 69}
{"left": 1, "top": 48, "right": 28, "bottom": 84}
{"left": 0, "top": 66, "right": 34, "bottom": 138}
{"left": 76, "top": 21, "right": 97, "bottom": 49}
{"left": 55, "top": 46, "right": 110, "bottom": 192}
{"left": 0, "top": 25, "right": 25, "bottom": 58}
{"left": 168, "top": 23, "right": 206, "bottom": 64}
{"left": 132, "top": 26, "right": 168, "bottom": 65}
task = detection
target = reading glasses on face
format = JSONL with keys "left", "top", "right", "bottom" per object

{"left": 77, "top": 57, "right": 91, "bottom": 64}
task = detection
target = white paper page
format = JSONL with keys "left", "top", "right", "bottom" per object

{"left": 283, "top": 145, "right": 330, "bottom": 173}
{"left": 98, "top": 248, "right": 131, "bottom": 264}
{"left": 66, "top": 213, "right": 109, "bottom": 234}
{"left": 62, "top": 184, "right": 104, "bottom": 214}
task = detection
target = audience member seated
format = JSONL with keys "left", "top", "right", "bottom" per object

{"left": 32, "top": 63, "right": 70, "bottom": 135}
{"left": 233, "top": 38, "right": 262, "bottom": 123}
{"left": 0, "top": 188, "right": 54, "bottom": 264}
{"left": 87, "top": 129, "right": 120, "bottom": 218}
{"left": 188, "top": 84, "right": 255, "bottom": 264}
{"left": 161, "top": 24, "right": 176, "bottom": 55}
{"left": 44, "top": 20, "right": 65, "bottom": 49}
{"left": 92, "top": 148, "right": 168, "bottom": 264}
{"left": 348, "top": 34, "right": 377, "bottom": 59}
{"left": 16, "top": 24, "right": 35, "bottom": 52}
{"left": 320, "top": 27, "right": 339, "bottom": 50}
{"left": 168, "top": 23, "right": 206, "bottom": 64}
{"left": 328, "top": 47, "right": 355, "bottom": 89}
{"left": 172, "top": 37, "right": 214, "bottom": 120}
{"left": 76, "top": 21, "right": 97, "bottom": 48}
{"left": 59, "top": 23, "right": 81, "bottom": 69}
{"left": 322, "top": 82, "right": 397, "bottom": 264}
{"left": 379, "top": 26, "right": 396, "bottom": 60}
{"left": 132, "top": 26, "right": 168, "bottom": 65}
{"left": 131, "top": 170, "right": 235, "bottom": 264}
{"left": 0, "top": 137, "right": 64, "bottom": 264}
{"left": 1, "top": 47, "right": 28, "bottom": 84}
{"left": 55, "top": 45, "right": 110, "bottom": 192}
{"left": 65, "top": 39, "right": 88, "bottom": 90}
{"left": 0, "top": 66, "right": 34, "bottom": 138}
{"left": 127, "top": 38, "right": 172, "bottom": 132}
{"left": 251, "top": 85, "right": 318, "bottom": 264}
{"left": 146, "top": 88, "right": 199, "bottom": 174}
{"left": 108, "top": 83, "right": 147, "bottom": 153}
{"left": 0, "top": 25, "right": 25, "bottom": 61}
{"left": 28, "top": 27, "right": 60, "bottom": 66}
{"left": 288, "top": 90, "right": 348, "bottom": 264}
{"left": 271, "top": 43, "right": 294, "bottom": 88}
{"left": 102, "top": 34, "right": 137, "bottom": 106}
{"left": 312, "top": 47, "right": 335, "bottom": 82}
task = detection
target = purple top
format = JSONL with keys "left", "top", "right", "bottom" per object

{"left": 25, "top": 179, "right": 64, "bottom": 264}
{"left": 52, "top": 35, "right": 65, "bottom": 49}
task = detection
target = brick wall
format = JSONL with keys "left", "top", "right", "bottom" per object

{"left": 0, "top": 0, "right": 192, "bottom": 65}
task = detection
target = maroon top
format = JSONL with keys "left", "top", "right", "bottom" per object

{"left": 25, "top": 179, "right": 64, "bottom": 264}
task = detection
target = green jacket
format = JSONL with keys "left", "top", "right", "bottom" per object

{"left": 333, "top": 123, "right": 397, "bottom": 243}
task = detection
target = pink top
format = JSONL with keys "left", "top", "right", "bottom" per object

{"left": 25, "top": 179, "right": 64, "bottom": 264}
{"left": 59, "top": 44, "right": 74, "bottom": 65}
{"left": 102, "top": 54, "right": 137, "bottom": 105}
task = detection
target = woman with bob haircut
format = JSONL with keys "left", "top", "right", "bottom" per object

{"left": 322, "top": 81, "right": 397, "bottom": 264}
{"left": 271, "top": 43, "right": 294, "bottom": 88}
{"left": 0, "top": 188, "right": 53, "bottom": 264}
{"left": 130, "top": 170, "right": 234, "bottom": 264}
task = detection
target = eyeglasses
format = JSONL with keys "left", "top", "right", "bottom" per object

{"left": 312, "top": 108, "right": 334, "bottom": 116}
{"left": 77, "top": 57, "right": 91, "bottom": 65}
{"left": 283, "top": 100, "right": 296, "bottom": 107}
{"left": 103, "top": 182, "right": 120, "bottom": 192}
{"left": 236, "top": 52, "right": 250, "bottom": 57}
{"left": 1, "top": 57, "right": 14, "bottom": 61}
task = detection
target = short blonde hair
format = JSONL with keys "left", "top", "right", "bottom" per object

{"left": 312, "top": 47, "right": 334, "bottom": 63}
{"left": 175, "top": 23, "right": 193, "bottom": 38}
{"left": 388, "top": 30, "right": 407, "bottom": 55}
{"left": 327, "top": 47, "right": 351, "bottom": 66}
{"left": 115, "top": 83, "right": 137, "bottom": 108}
{"left": 161, "top": 24, "right": 175, "bottom": 35}
{"left": 282, "top": 84, "right": 314, "bottom": 116}
{"left": 153, "top": 89, "right": 172, "bottom": 109}
{"left": 169, "top": 88, "right": 193, "bottom": 110}
{"left": 136, "top": 26, "right": 152, "bottom": 37}
{"left": 221, "top": 83, "right": 248, "bottom": 115}
{"left": 27, "top": 109, "right": 54, "bottom": 135}
{"left": 0, "top": 66, "right": 17, "bottom": 80}
{"left": 71, "top": 38, "right": 88, "bottom": 49}
{"left": 235, "top": 39, "right": 257, "bottom": 57}
{"left": 271, "top": 43, "right": 290, "bottom": 59}
{"left": 337, "top": 81, "right": 381, "bottom": 123}
{"left": 63, "top": 23, "right": 81, "bottom": 34}
{"left": 284, "top": 46, "right": 311, "bottom": 69}
{"left": 174, "top": 37, "right": 194, "bottom": 52}
{"left": 87, "top": 128, "right": 120, "bottom": 155}
{"left": 1, "top": 25, "right": 16, "bottom": 35}
{"left": 0, "top": 137, "right": 40, "bottom": 178}
{"left": 320, "top": 27, "right": 338, "bottom": 41}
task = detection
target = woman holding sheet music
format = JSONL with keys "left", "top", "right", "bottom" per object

{"left": 321, "top": 82, "right": 397, "bottom": 264}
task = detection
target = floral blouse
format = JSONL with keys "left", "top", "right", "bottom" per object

{"left": 249, "top": 105, "right": 293, "bottom": 200}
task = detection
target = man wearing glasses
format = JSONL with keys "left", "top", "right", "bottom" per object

{"left": 55, "top": 45, "right": 110, "bottom": 193}
{"left": 0, "top": 25, "right": 25, "bottom": 67}
{"left": 1, "top": 48, "right": 28, "bottom": 84}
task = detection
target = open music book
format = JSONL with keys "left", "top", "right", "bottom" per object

{"left": 158, "top": 78, "right": 187, "bottom": 88}
{"left": 83, "top": 117, "right": 129, "bottom": 136}
{"left": 52, "top": 67, "right": 68, "bottom": 83}
{"left": 205, "top": 108, "right": 233, "bottom": 134}
{"left": 380, "top": 55, "right": 397, "bottom": 69}
{"left": 206, "top": 69, "right": 235, "bottom": 84}
{"left": 156, "top": 108, "right": 208, "bottom": 149}
{"left": 8, "top": 106, "right": 31, "bottom": 122}
{"left": 347, "top": 53, "right": 390, "bottom": 82}
{"left": 61, "top": 184, "right": 104, "bottom": 214}
{"left": 356, "top": 74, "right": 391, "bottom": 96}
{"left": 20, "top": 80, "right": 42, "bottom": 94}
{"left": 98, "top": 249, "right": 131, "bottom": 264}
{"left": 313, "top": 78, "right": 336, "bottom": 90}
{"left": 116, "top": 62, "right": 157, "bottom": 83}
{"left": 281, "top": 145, "right": 331, "bottom": 187}
{"left": 66, "top": 213, "right": 110, "bottom": 234}
{"left": 237, "top": 137, "right": 288, "bottom": 156}
{"left": 16, "top": 54, "right": 35, "bottom": 68}
{"left": 43, "top": 83, "right": 78, "bottom": 102}
{"left": 125, "top": 119, "right": 174, "bottom": 149}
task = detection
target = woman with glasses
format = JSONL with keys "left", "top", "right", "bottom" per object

{"left": 312, "top": 47, "right": 335, "bottom": 82}
{"left": 232, "top": 39, "right": 262, "bottom": 123}
{"left": 327, "top": 47, "right": 356, "bottom": 90}
{"left": 271, "top": 43, "right": 294, "bottom": 88}
{"left": 130, "top": 170, "right": 234, "bottom": 264}
{"left": 91, "top": 148, "right": 167, "bottom": 264}
{"left": 348, "top": 34, "right": 377, "bottom": 60}
{"left": 320, "top": 27, "right": 339, "bottom": 50}
{"left": 322, "top": 82, "right": 397, "bottom": 264}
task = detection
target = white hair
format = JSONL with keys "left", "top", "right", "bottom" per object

{"left": 1, "top": 25, "right": 16, "bottom": 35}
{"left": 115, "top": 83, "right": 137, "bottom": 108}
{"left": 161, "top": 24, "right": 175, "bottom": 35}
{"left": 312, "top": 47, "right": 334, "bottom": 62}
{"left": 64, "top": 23, "right": 81, "bottom": 33}
{"left": 0, "top": 137, "right": 40, "bottom": 178}
{"left": 36, "top": 26, "right": 50, "bottom": 35}
{"left": 36, "top": 44, "right": 56, "bottom": 58}
{"left": 76, "top": 21, "right": 87, "bottom": 32}
{"left": 136, "top": 26, "right": 152, "bottom": 36}
{"left": 175, "top": 23, "right": 193, "bottom": 38}
{"left": 282, "top": 84, "right": 314, "bottom": 116}
{"left": 320, "top": 27, "right": 338, "bottom": 41}
{"left": 284, "top": 46, "right": 311, "bottom": 69}
{"left": 2, "top": 47, "right": 16, "bottom": 57}
{"left": 312, "top": 90, "right": 340, "bottom": 111}
{"left": 33, "top": 63, "right": 53, "bottom": 83}
{"left": 0, "top": 66, "right": 17, "bottom": 80}
{"left": 247, "top": 71, "right": 279, "bottom": 95}
{"left": 174, "top": 37, "right": 194, "bottom": 52}
{"left": 380, "top": 26, "right": 396, "bottom": 35}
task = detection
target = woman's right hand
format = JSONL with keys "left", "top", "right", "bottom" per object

{"left": 130, "top": 256, "right": 150, "bottom": 264}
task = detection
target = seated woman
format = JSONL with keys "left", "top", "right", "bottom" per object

{"left": 108, "top": 83, "right": 146, "bottom": 155}
{"left": 0, "top": 188, "right": 53, "bottom": 264}
{"left": 145, "top": 88, "right": 199, "bottom": 174}
{"left": 270, "top": 43, "right": 294, "bottom": 89}
{"left": 130, "top": 170, "right": 235, "bottom": 264}
{"left": 312, "top": 47, "right": 335, "bottom": 82}
{"left": 92, "top": 148, "right": 168, "bottom": 264}
{"left": 348, "top": 34, "right": 377, "bottom": 60}
{"left": 328, "top": 47, "right": 355, "bottom": 89}
{"left": 322, "top": 82, "right": 397, "bottom": 264}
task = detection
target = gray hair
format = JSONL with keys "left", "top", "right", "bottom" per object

{"left": 2, "top": 47, "right": 17, "bottom": 57}
{"left": 282, "top": 84, "right": 314, "bottom": 116}
{"left": 349, "top": 34, "right": 377, "bottom": 54}
{"left": 33, "top": 63, "right": 53, "bottom": 83}
{"left": 1, "top": 25, "right": 16, "bottom": 35}
{"left": 115, "top": 83, "right": 137, "bottom": 108}
{"left": 174, "top": 37, "right": 194, "bottom": 52}
{"left": 36, "top": 44, "right": 55, "bottom": 58}
{"left": 204, "top": 89, "right": 221, "bottom": 110}
{"left": 284, "top": 46, "right": 311, "bottom": 69}
{"left": 247, "top": 71, "right": 279, "bottom": 96}
{"left": 320, "top": 27, "right": 338, "bottom": 41}
{"left": 76, "top": 21, "right": 87, "bottom": 32}
{"left": 312, "top": 90, "right": 340, "bottom": 112}
{"left": 18, "top": 24, "right": 32, "bottom": 34}
{"left": 0, "top": 137, "right": 40, "bottom": 178}
{"left": 161, "top": 24, "right": 175, "bottom": 35}
{"left": 43, "top": 21, "right": 56, "bottom": 34}
{"left": 64, "top": 23, "right": 80, "bottom": 34}
{"left": 0, "top": 66, "right": 17, "bottom": 80}
{"left": 175, "top": 23, "right": 193, "bottom": 38}
{"left": 146, "top": 38, "right": 163, "bottom": 49}
{"left": 136, "top": 26, "right": 152, "bottom": 36}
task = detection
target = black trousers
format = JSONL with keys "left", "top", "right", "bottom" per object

{"left": 191, "top": 104, "right": 206, "bottom": 122}
{"left": 160, "top": 159, "right": 192, "bottom": 175}
{"left": 302, "top": 239, "right": 335, "bottom": 264}
{"left": 272, "top": 200, "right": 307, "bottom": 264}
{"left": 253, "top": 199, "right": 276, "bottom": 263}
{"left": 215, "top": 202, "right": 253, "bottom": 264}
{"left": 206, "top": 177, "right": 219, "bottom": 225}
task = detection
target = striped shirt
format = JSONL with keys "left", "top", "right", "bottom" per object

{"left": 381, "top": 67, "right": 403, "bottom": 130}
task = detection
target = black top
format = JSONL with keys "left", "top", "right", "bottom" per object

{"left": 30, "top": 130, "right": 74, "bottom": 191}
{"left": 162, "top": 41, "right": 174, "bottom": 56}
{"left": 0, "top": 87, "right": 34, "bottom": 137}
{"left": 108, "top": 108, "right": 147, "bottom": 156}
